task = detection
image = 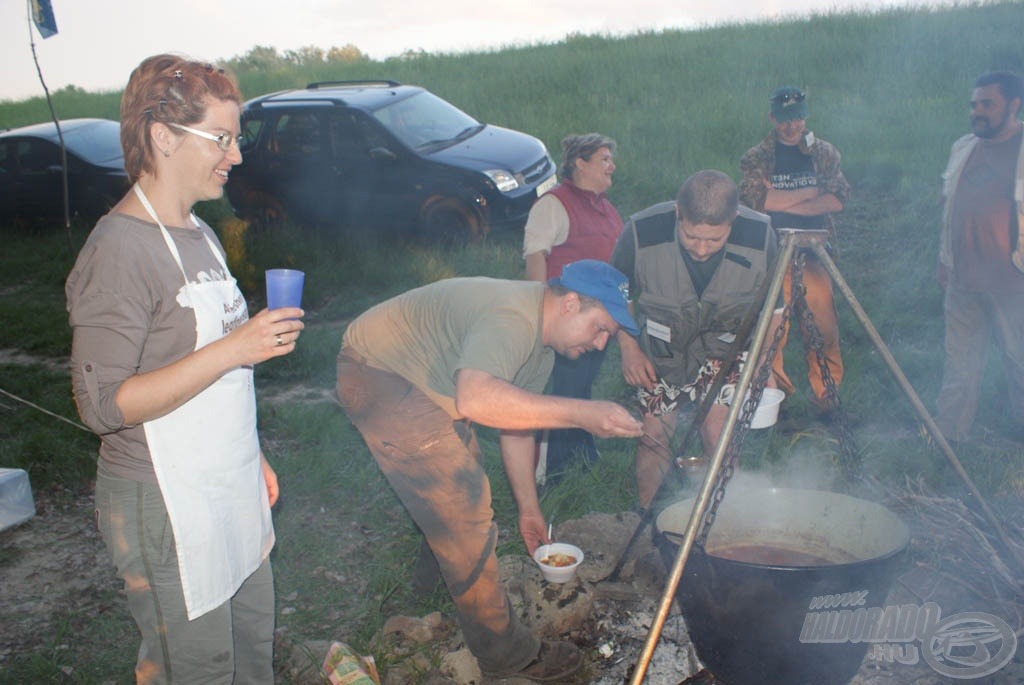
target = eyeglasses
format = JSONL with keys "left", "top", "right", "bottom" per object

{"left": 772, "top": 91, "right": 806, "bottom": 106}
{"left": 170, "top": 123, "right": 243, "bottom": 152}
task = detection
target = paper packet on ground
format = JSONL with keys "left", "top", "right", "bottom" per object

{"left": 322, "top": 641, "right": 380, "bottom": 685}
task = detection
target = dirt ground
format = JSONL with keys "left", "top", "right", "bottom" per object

{"left": 5, "top": 486, "right": 1024, "bottom": 684}
{"left": 0, "top": 491, "right": 702, "bottom": 683}
{"left": 0, "top": 486, "right": 120, "bottom": 665}
{"left": 2, "top": 360, "right": 1022, "bottom": 684}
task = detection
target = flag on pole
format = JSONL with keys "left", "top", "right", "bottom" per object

{"left": 31, "top": 0, "right": 58, "bottom": 38}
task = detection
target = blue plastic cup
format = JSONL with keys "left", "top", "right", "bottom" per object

{"left": 265, "top": 269, "right": 304, "bottom": 310}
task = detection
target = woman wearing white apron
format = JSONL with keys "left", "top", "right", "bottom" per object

{"left": 66, "top": 55, "right": 304, "bottom": 683}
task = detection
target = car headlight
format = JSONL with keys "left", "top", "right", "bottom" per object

{"left": 483, "top": 169, "right": 519, "bottom": 193}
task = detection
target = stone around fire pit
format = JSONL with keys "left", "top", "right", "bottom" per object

{"left": 553, "top": 510, "right": 657, "bottom": 583}
{"left": 499, "top": 510, "right": 665, "bottom": 639}
{"left": 493, "top": 510, "right": 704, "bottom": 684}
{"left": 280, "top": 510, "right": 702, "bottom": 684}
{"left": 502, "top": 554, "right": 595, "bottom": 637}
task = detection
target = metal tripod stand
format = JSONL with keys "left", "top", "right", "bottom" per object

{"left": 628, "top": 228, "right": 1024, "bottom": 684}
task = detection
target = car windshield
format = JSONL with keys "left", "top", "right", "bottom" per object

{"left": 371, "top": 92, "right": 483, "bottom": 152}
{"left": 62, "top": 121, "right": 124, "bottom": 166}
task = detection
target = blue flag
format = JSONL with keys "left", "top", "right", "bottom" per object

{"left": 31, "top": 0, "right": 58, "bottom": 38}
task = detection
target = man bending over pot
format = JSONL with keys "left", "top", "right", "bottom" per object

{"left": 335, "top": 260, "right": 642, "bottom": 682}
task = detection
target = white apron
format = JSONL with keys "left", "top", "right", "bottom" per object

{"left": 135, "top": 184, "right": 274, "bottom": 620}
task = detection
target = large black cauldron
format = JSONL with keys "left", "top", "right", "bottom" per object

{"left": 656, "top": 487, "right": 909, "bottom": 685}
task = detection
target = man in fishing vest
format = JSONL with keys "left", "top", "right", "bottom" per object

{"left": 611, "top": 170, "right": 778, "bottom": 509}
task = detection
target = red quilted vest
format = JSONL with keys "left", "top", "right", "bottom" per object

{"left": 545, "top": 181, "right": 624, "bottom": 280}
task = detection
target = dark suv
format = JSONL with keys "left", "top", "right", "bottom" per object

{"left": 227, "top": 80, "right": 556, "bottom": 240}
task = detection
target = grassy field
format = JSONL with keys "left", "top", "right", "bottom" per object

{"left": 2, "top": 1, "right": 1024, "bottom": 681}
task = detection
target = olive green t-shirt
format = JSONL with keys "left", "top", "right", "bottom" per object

{"left": 342, "top": 278, "right": 553, "bottom": 418}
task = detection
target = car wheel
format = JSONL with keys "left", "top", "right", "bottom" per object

{"left": 418, "top": 196, "right": 486, "bottom": 244}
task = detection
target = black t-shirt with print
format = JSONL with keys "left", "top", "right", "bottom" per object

{"left": 769, "top": 143, "right": 825, "bottom": 230}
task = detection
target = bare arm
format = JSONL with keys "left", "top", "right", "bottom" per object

{"left": 454, "top": 368, "right": 641, "bottom": 437}
{"left": 500, "top": 430, "right": 547, "bottom": 553}
{"left": 115, "top": 307, "right": 304, "bottom": 424}
{"left": 260, "top": 451, "right": 280, "bottom": 507}
{"left": 524, "top": 251, "right": 549, "bottom": 283}
{"left": 618, "top": 329, "right": 657, "bottom": 390}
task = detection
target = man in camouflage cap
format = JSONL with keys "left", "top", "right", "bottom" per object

{"left": 739, "top": 85, "right": 851, "bottom": 419}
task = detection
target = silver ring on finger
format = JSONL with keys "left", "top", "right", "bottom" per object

{"left": 275, "top": 334, "right": 285, "bottom": 346}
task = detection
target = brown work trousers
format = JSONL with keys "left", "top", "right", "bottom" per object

{"left": 336, "top": 352, "right": 539, "bottom": 673}
{"left": 772, "top": 255, "right": 844, "bottom": 405}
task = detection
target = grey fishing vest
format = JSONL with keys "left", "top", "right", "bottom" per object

{"left": 631, "top": 202, "right": 774, "bottom": 385}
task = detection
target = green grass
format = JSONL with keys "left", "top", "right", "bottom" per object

{"left": 3, "top": 2, "right": 1024, "bottom": 681}
{"left": 0, "top": 364, "right": 98, "bottom": 489}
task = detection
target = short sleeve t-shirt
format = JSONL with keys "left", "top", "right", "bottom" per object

{"left": 522, "top": 193, "right": 571, "bottom": 257}
{"left": 342, "top": 278, "right": 554, "bottom": 418}
{"left": 950, "top": 127, "right": 1024, "bottom": 293}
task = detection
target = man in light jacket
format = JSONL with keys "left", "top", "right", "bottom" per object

{"left": 935, "top": 71, "right": 1024, "bottom": 443}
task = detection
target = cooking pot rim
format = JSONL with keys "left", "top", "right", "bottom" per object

{"left": 655, "top": 486, "right": 911, "bottom": 568}
{"left": 659, "top": 529, "right": 909, "bottom": 570}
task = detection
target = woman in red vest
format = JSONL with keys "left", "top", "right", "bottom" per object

{"left": 524, "top": 133, "right": 624, "bottom": 484}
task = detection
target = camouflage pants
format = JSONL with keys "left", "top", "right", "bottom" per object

{"left": 773, "top": 255, "right": 843, "bottom": 405}
{"left": 335, "top": 351, "right": 539, "bottom": 673}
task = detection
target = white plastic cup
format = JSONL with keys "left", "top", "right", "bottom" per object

{"left": 749, "top": 388, "right": 786, "bottom": 429}
{"left": 532, "top": 542, "right": 584, "bottom": 583}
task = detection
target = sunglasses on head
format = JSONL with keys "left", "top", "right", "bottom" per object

{"left": 170, "top": 65, "right": 224, "bottom": 79}
{"left": 772, "top": 91, "right": 806, "bottom": 106}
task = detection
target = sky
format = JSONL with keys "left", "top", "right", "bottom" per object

{"left": 2, "top": 0, "right": 943, "bottom": 102}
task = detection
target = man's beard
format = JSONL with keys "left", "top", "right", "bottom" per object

{"left": 972, "top": 109, "right": 1011, "bottom": 139}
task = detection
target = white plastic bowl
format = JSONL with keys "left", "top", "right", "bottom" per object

{"left": 749, "top": 388, "right": 786, "bottom": 429}
{"left": 533, "top": 542, "right": 584, "bottom": 583}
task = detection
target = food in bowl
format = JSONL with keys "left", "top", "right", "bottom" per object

{"left": 533, "top": 542, "right": 584, "bottom": 583}
{"left": 540, "top": 552, "right": 578, "bottom": 567}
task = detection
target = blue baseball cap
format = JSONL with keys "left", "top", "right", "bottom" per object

{"left": 553, "top": 259, "right": 639, "bottom": 336}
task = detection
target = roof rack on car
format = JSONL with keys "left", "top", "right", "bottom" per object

{"left": 306, "top": 80, "right": 401, "bottom": 89}
{"left": 248, "top": 97, "right": 349, "bottom": 109}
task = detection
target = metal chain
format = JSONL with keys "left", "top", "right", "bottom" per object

{"left": 696, "top": 287, "right": 791, "bottom": 547}
{"left": 792, "top": 252, "right": 862, "bottom": 483}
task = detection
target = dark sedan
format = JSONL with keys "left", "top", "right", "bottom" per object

{"left": 0, "top": 118, "right": 130, "bottom": 225}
